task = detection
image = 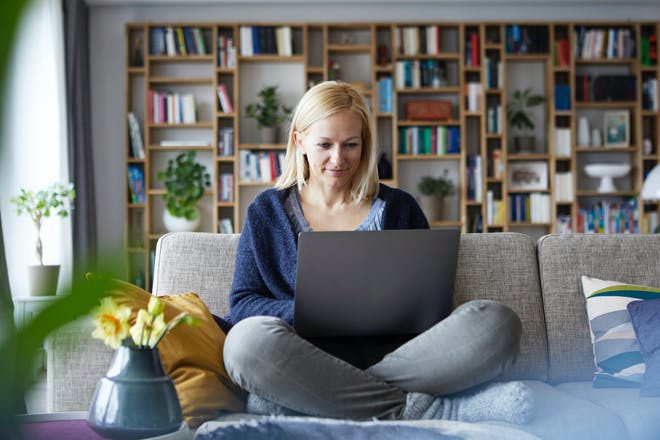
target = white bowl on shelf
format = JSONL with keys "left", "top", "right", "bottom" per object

{"left": 584, "top": 163, "right": 631, "bottom": 193}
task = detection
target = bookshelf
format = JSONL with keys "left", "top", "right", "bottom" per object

{"left": 125, "top": 21, "right": 660, "bottom": 288}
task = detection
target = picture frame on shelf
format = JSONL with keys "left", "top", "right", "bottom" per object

{"left": 603, "top": 110, "right": 629, "bottom": 147}
{"left": 508, "top": 161, "right": 548, "bottom": 191}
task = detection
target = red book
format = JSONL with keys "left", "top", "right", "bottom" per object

{"left": 147, "top": 90, "right": 154, "bottom": 123}
{"left": 470, "top": 33, "right": 480, "bottom": 67}
{"left": 269, "top": 151, "right": 278, "bottom": 181}
{"left": 431, "top": 126, "right": 437, "bottom": 155}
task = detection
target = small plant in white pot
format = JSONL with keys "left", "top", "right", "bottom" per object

{"left": 157, "top": 151, "right": 211, "bottom": 232}
{"left": 417, "top": 171, "right": 455, "bottom": 222}
{"left": 245, "top": 85, "right": 292, "bottom": 144}
{"left": 10, "top": 182, "right": 76, "bottom": 296}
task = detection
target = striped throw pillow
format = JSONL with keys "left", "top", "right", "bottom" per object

{"left": 581, "top": 275, "right": 660, "bottom": 388}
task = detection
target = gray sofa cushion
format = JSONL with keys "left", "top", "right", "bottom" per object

{"left": 152, "top": 232, "right": 240, "bottom": 316}
{"left": 556, "top": 381, "right": 660, "bottom": 440}
{"left": 454, "top": 233, "right": 548, "bottom": 381}
{"left": 537, "top": 234, "right": 660, "bottom": 384}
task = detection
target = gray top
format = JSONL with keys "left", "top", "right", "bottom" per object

{"left": 284, "top": 187, "right": 385, "bottom": 234}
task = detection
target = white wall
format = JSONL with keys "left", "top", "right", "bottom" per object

{"left": 89, "top": 2, "right": 660, "bottom": 257}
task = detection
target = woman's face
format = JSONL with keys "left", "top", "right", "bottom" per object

{"left": 295, "top": 110, "right": 363, "bottom": 190}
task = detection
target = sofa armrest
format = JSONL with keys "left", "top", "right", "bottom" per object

{"left": 46, "top": 317, "right": 114, "bottom": 412}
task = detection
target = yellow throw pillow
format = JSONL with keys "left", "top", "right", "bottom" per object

{"left": 107, "top": 278, "right": 246, "bottom": 428}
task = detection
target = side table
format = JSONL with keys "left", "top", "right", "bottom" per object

{"left": 16, "top": 412, "right": 193, "bottom": 440}
{"left": 13, "top": 295, "right": 60, "bottom": 375}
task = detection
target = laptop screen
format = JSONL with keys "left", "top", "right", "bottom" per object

{"left": 293, "top": 229, "right": 460, "bottom": 338}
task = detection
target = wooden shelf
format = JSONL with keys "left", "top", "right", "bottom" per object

{"left": 125, "top": 21, "right": 660, "bottom": 286}
{"left": 398, "top": 154, "right": 461, "bottom": 161}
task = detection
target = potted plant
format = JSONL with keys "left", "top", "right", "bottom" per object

{"left": 157, "top": 151, "right": 211, "bottom": 232}
{"left": 245, "top": 85, "right": 292, "bottom": 143}
{"left": 417, "top": 171, "right": 455, "bottom": 222}
{"left": 10, "top": 182, "right": 76, "bottom": 296}
{"left": 506, "top": 88, "right": 545, "bottom": 153}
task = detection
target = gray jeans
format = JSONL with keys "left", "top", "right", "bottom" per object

{"left": 223, "top": 299, "right": 521, "bottom": 420}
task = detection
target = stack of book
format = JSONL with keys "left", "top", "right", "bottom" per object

{"left": 396, "top": 25, "right": 443, "bottom": 56}
{"left": 377, "top": 76, "right": 393, "bottom": 113}
{"left": 127, "top": 165, "right": 145, "bottom": 204}
{"left": 509, "top": 193, "right": 551, "bottom": 224}
{"left": 575, "top": 27, "right": 636, "bottom": 60}
{"left": 127, "top": 112, "right": 145, "bottom": 159}
{"left": 239, "top": 26, "right": 293, "bottom": 56}
{"left": 218, "top": 174, "right": 234, "bottom": 202}
{"left": 239, "top": 150, "right": 286, "bottom": 183}
{"left": 148, "top": 91, "right": 196, "bottom": 124}
{"left": 150, "top": 26, "right": 207, "bottom": 56}
{"left": 218, "top": 127, "right": 235, "bottom": 156}
{"left": 577, "top": 199, "right": 638, "bottom": 233}
{"left": 398, "top": 126, "right": 460, "bottom": 155}
{"left": 217, "top": 35, "right": 236, "bottom": 67}
{"left": 466, "top": 155, "right": 483, "bottom": 202}
{"left": 555, "top": 172, "right": 574, "bottom": 202}
{"left": 554, "top": 128, "right": 571, "bottom": 157}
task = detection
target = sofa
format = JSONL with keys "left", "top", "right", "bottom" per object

{"left": 47, "top": 232, "right": 660, "bottom": 439}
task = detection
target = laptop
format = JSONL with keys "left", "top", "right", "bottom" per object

{"left": 293, "top": 228, "right": 460, "bottom": 338}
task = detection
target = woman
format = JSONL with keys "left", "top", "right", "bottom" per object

{"left": 223, "top": 81, "right": 533, "bottom": 424}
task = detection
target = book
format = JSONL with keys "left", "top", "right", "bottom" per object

{"left": 165, "top": 27, "right": 177, "bottom": 56}
{"left": 217, "top": 84, "right": 234, "bottom": 113}
{"left": 192, "top": 27, "right": 207, "bottom": 55}
{"left": 218, "top": 218, "right": 234, "bottom": 234}
{"left": 466, "top": 82, "right": 482, "bottom": 111}
{"left": 470, "top": 33, "right": 480, "bottom": 67}
{"left": 218, "top": 173, "right": 234, "bottom": 202}
{"left": 276, "top": 26, "right": 293, "bottom": 56}
{"left": 127, "top": 112, "right": 145, "bottom": 159}
{"left": 218, "top": 127, "right": 235, "bottom": 156}
{"left": 127, "top": 165, "right": 145, "bottom": 204}
{"left": 181, "top": 94, "right": 196, "bottom": 123}
{"left": 554, "top": 128, "right": 571, "bottom": 157}
{"left": 150, "top": 27, "right": 166, "bottom": 55}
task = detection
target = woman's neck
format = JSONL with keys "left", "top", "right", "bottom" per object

{"left": 299, "top": 181, "right": 355, "bottom": 210}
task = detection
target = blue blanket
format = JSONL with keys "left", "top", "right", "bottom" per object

{"left": 196, "top": 418, "right": 458, "bottom": 440}
{"left": 195, "top": 416, "right": 538, "bottom": 440}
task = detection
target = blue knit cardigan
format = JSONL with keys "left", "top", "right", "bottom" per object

{"left": 226, "top": 184, "right": 429, "bottom": 327}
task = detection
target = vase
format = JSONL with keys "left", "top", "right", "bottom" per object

{"left": 578, "top": 117, "right": 590, "bottom": 147}
{"left": 163, "top": 208, "right": 200, "bottom": 233}
{"left": 419, "top": 195, "right": 444, "bottom": 222}
{"left": 591, "top": 128, "right": 602, "bottom": 147}
{"left": 87, "top": 345, "right": 183, "bottom": 440}
{"left": 259, "top": 126, "right": 279, "bottom": 144}
{"left": 27, "top": 265, "right": 59, "bottom": 296}
{"left": 514, "top": 135, "right": 535, "bottom": 154}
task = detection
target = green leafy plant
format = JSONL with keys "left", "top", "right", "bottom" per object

{"left": 157, "top": 151, "right": 211, "bottom": 220}
{"left": 506, "top": 88, "right": 545, "bottom": 134}
{"left": 417, "top": 171, "right": 455, "bottom": 198}
{"left": 245, "top": 85, "right": 292, "bottom": 129}
{"left": 10, "top": 182, "right": 75, "bottom": 265}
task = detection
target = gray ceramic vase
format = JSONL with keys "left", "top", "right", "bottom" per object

{"left": 87, "top": 345, "right": 183, "bottom": 439}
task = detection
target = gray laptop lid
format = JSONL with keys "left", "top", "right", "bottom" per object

{"left": 293, "top": 229, "right": 460, "bottom": 338}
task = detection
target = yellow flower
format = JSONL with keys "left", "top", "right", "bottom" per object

{"left": 147, "top": 296, "right": 165, "bottom": 316}
{"left": 130, "top": 309, "right": 167, "bottom": 348}
{"left": 91, "top": 297, "right": 131, "bottom": 349}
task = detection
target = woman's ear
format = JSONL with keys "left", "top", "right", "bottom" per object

{"left": 293, "top": 131, "right": 305, "bottom": 154}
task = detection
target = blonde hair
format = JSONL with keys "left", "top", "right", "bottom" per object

{"left": 274, "top": 81, "right": 379, "bottom": 201}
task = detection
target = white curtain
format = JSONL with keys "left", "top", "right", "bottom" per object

{"left": 0, "top": 0, "right": 70, "bottom": 297}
